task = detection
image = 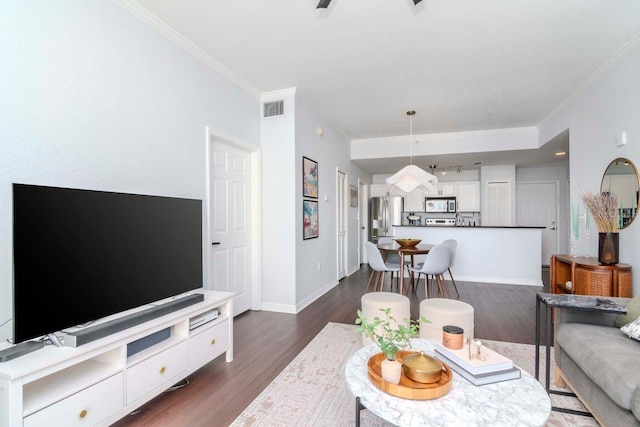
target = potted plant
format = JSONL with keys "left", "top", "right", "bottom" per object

{"left": 580, "top": 191, "right": 619, "bottom": 264}
{"left": 355, "top": 308, "right": 430, "bottom": 384}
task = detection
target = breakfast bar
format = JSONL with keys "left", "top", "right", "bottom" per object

{"left": 393, "top": 225, "right": 543, "bottom": 286}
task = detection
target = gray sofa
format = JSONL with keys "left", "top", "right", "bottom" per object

{"left": 554, "top": 297, "right": 640, "bottom": 426}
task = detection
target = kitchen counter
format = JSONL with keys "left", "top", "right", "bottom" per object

{"left": 393, "top": 225, "right": 542, "bottom": 286}
{"left": 394, "top": 225, "right": 545, "bottom": 229}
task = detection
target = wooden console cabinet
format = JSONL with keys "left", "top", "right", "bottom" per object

{"left": 550, "top": 254, "right": 632, "bottom": 297}
{"left": 0, "top": 290, "right": 233, "bottom": 427}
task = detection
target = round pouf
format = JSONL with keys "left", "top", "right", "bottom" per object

{"left": 360, "top": 292, "right": 411, "bottom": 346}
{"left": 419, "top": 298, "right": 474, "bottom": 341}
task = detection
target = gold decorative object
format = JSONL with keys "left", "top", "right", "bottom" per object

{"left": 367, "top": 351, "right": 452, "bottom": 400}
{"left": 394, "top": 238, "right": 421, "bottom": 248}
{"left": 402, "top": 351, "right": 444, "bottom": 384}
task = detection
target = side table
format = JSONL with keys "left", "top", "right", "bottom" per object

{"left": 534, "top": 292, "right": 626, "bottom": 416}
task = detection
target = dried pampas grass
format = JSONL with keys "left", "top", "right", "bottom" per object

{"left": 580, "top": 192, "right": 619, "bottom": 233}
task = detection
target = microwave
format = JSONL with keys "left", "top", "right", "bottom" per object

{"left": 425, "top": 197, "right": 456, "bottom": 213}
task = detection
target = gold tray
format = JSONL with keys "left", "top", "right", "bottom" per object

{"left": 367, "top": 350, "right": 452, "bottom": 400}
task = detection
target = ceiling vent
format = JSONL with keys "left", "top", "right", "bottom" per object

{"left": 263, "top": 100, "right": 285, "bottom": 118}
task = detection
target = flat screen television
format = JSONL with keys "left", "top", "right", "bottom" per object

{"left": 12, "top": 184, "right": 203, "bottom": 344}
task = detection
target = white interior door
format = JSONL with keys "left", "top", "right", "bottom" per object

{"left": 517, "top": 182, "right": 558, "bottom": 265}
{"left": 209, "top": 140, "right": 252, "bottom": 316}
{"left": 337, "top": 171, "right": 347, "bottom": 279}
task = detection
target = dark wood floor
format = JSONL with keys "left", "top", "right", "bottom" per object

{"left": 113, "top": 265, "right": 551, "bottom": 427}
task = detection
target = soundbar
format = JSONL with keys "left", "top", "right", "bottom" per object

{"left": 64, "top": 293, "right": 205, "bottom": 348}
{"left": 0, "top": 341, "right": 45, "bottom": 362}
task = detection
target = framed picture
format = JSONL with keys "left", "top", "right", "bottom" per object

{"left": 302, "top": 156, "right": 318, "bottom": 198}
{"left": 303, "top": 200, "right": 319, "bottom": 240}
{"left": 350, "top": 185, "right": 358, "bottom": 207}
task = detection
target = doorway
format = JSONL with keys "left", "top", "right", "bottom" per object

{"left": 517, "top": 182, "right": 558, "bottom": 266}
{"left": 207, "top": 128, "right": 260, "bottom": 316}
{"left": 337, "top": 170, "right": 347, "bottom": 280}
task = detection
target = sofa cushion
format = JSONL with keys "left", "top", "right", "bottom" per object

{"left": 621, "top": 316, "right": 640, "bottom": 341}
{"left": 615, "top": 295, "right": 640, "bottom": 328}
{"left": 556, "top": 322, "right": 640, "bottom": 410}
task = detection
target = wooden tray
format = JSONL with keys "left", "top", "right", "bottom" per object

{"left": 367, "top": 350, "right": 452, "bottom": 400}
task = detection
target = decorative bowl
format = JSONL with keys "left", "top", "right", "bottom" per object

{"left": 394, "top": 238, "right": 421, "bottom": 248}
{"left": 402, "top": 351, "right": 444, "bottom": 384}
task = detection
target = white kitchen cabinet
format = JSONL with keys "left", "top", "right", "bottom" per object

{"left": 456, "top": 181, "right": 481, "bottom": 212}
{"left": 439, "top": 183, "right": 456, "bottom": 197}
{"left": 0, "top": 290, "right": 234, "bottom": 427}
{"left": 404, "top": 189, "right": 425, "bottom": 211}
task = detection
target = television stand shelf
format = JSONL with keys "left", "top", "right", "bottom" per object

{"left": 0, "top": 290, "right": 234, "bottom": 427}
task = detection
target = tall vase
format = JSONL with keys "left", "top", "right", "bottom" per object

{"left": 598, "top": 232, "right": 619, "bottom": 265}
{"left": 381, "top": 359, "right": 402, "bottom": 385}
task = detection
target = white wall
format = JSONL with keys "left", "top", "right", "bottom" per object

{"left": 294, "top": 96, "right": 370, "bottom": 311}
{"left": 260, "top": 89, "right": 297, "bottom": 311}
{"left": 539, "top": 42, "right": 640, "bottom": 294}
{"left": 0, "top": 1, "right": 259, "bottom": 341}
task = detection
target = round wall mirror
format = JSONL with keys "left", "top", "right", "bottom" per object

{"left": 600, "top": 157, "right": 640, "bottom": 229}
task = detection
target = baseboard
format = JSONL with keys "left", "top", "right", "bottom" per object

{"left": 295, "top": 279, "right": 339, "bottom": 313}
{"left": 261, "top": 278, "right": 341, "bottom": 314}
{"left": 451, "top": 275, "right": 543, "bottom": 286}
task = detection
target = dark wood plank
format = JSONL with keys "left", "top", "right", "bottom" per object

{"left": 113, "top": 265, "right": 550, "bottom": 427}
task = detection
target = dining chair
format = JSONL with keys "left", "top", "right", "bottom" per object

{"left": 409, "top": 243, "right": 451, "bottom": 298}
{"left": 441, "top": 239, "right": 460, "bottom": 298}
{"left": 365, "top": 241, "right": 401, "bottom": 292}
{"left": 377, "top": 237, "right": 412, "bottom": 275}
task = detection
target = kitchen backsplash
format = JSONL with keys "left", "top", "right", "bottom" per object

{"left": 401, "top": 211, "right": 480, "bottom": 226}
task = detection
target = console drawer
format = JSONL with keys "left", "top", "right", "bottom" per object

{"left": 126, "top": 341, "right": 187, "bottom": 404}
{"left": 24, "top": 373, "right": 123, "bottom": 427}
{"left": 189, "top": 319, "right": 229, "bottom": 365}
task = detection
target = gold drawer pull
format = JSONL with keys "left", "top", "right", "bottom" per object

{"left": 160, "top": 366, "right": 166, "bottom": 374}
{"left": 79, "top": 409, "right": 88, "bottom": 418}
{"left": 210, "top": 339, "right": 216, "bottom": 345}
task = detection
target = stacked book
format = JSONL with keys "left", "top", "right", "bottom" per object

{"left": 434, "top": 342, "right": 521, "bottom": 386}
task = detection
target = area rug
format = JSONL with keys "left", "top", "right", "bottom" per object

{"left": 230, "top": 322, "right": 598, "bottom": 427}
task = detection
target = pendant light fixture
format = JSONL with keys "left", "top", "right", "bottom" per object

{"left": 385, "top": 111, "right": 438, "bottom": 195}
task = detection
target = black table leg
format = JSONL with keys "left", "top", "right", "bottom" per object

{"left": 545, "top": 302, "right": 552, "bottom": 393}
{"left": 535, "top": 296, "right": 540, "bottom": 380}
{"left": 355, "top": 396, "right": 365, "bottom": 427}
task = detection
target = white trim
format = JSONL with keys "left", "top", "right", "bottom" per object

{"left": 260, "top": 88, "right": 297, "bottom": 102}
{"left": 347, "top": 264, "right": 360, "bottom": 277}
{"left": 452, "top": 275, "right": 543, "bottom": 287}
{"left": 205, "top": 126, "right": 262, "bottom": 312}
{"left": 295, "top": 279, "right": 340, "bottom": 313}
{"left": 113, "top": 0, "right": 260, "bottom": 98}
{"left": 541, "top": 30, "right": 640, "bottom": 125}
{"left": 260, "top": 302, "right": 297, "bottom": 314}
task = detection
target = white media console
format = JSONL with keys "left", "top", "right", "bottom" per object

{"left": 0, "top": 290, "right": 234, "bottom": 427}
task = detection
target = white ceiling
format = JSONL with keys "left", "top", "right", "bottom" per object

{"left": 132, "top": 0, "right": 640, "bottom": 174}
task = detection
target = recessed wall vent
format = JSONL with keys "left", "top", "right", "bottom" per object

{"left": 263, "top": 100, "right": 285, "bottom": 118}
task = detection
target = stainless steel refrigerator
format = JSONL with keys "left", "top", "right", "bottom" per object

{"left": 369, "top": 196, "right": 404, "bottom": 243}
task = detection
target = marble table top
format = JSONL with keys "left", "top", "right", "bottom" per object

{"left": 537, "top": 292, "right": 627, "bottom": 313}
{"left": 345, "top": 339, "right": 551, "bottom": 427}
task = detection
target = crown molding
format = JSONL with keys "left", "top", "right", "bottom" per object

{"left": 541, "top": 30, "right": 640, "bottom": 125}
{"left": 260, "top": 88, "right": 297, "bottom": 102}
{"left": 113, "top": 0, "right": 261, "bottom": 99}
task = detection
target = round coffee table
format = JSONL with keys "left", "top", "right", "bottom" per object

{"left": 345, "top": 339, "right": 551, "bottom": 427}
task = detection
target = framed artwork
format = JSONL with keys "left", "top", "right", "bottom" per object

{"left": 350, "top": 185, "right": 358, "bottom": 207}
{"left": 302, "top": 156, "right": 318, "bottom": 198}
{"left": 303, "top": 200, "right": 319, "bottom": 240}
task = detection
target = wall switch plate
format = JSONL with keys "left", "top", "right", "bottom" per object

{"left": 616, "top": 132, "right": 627, "bottom": 147}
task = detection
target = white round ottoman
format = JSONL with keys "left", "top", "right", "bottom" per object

{"left": 360, "top": 292, "right": 411, "bottom": 346}
{"left": 419, "top": 298, "right": 474, "bottom": 341}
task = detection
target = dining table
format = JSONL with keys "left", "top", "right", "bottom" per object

{"left": 376, "top": 242, "right": 434, "bottom": 294}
